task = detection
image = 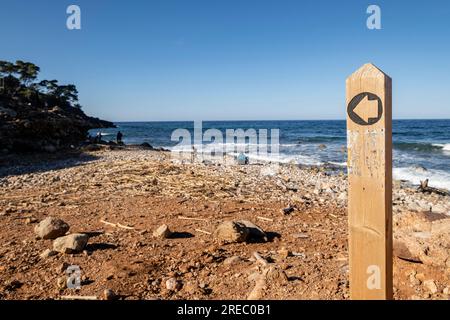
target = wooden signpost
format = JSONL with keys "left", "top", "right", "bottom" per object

{"left": 346, "top": 63, "right": 393, "bottom": 300}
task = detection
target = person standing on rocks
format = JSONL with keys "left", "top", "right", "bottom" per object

{"left": 117, "top": 131, "right": 123, "bottom": 145}
{"left": 94, "top": 131, "right": 102, "bottom": 144}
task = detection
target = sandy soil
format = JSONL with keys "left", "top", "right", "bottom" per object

{"left": 0, "top": 148, "right": 448, "bottom": 300}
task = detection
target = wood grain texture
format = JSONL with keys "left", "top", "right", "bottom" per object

{"left": 346, "top": 63, "right": 393, "bottom": 300}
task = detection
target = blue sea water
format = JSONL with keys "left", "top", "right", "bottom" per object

{"left": 91, "top": 119, "right": 450, "bottom": 190}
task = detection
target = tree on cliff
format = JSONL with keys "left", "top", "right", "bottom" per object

{"left": 0, "top": 59, "right": 80, "bottom": 109}
{"left": 0, "top": 60, "right": 114, "bottom": 153}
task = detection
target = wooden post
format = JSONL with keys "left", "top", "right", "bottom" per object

{"left": 346, "top": 63, "right": 393, "bottom": 300}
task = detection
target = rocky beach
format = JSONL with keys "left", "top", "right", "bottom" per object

{"left": 0, "top": 147, "right": 448, "bottom": 300}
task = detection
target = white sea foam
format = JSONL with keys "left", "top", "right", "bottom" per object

{"left": 393, "top": 167, "right": 450, "bottom": 190}
{"left": 432, "top": 143, "right": 450, "bottom": 151}
{"left": 244, "top": 153, "right": 323, "bottom": 166}
{"left": 328, "top": 161, "right": 347, "bottom": 167}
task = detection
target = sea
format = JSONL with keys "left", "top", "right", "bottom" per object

{"left": 91, "top": 119, "right": 450, "bottom": 190}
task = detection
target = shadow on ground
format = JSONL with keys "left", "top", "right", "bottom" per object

{"left": 0, "top": 151, "right": 99, "bottom": 179}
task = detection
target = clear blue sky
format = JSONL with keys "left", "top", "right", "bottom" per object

{"left": 1, "top": 0, "right": 450, "bottom": 121}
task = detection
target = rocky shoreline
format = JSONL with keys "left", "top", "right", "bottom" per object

{"left": 0, "top": 103, "right": 114, "bottom": 154}
{"left": 0, "top": 148, "right": 449, "bottom": 300}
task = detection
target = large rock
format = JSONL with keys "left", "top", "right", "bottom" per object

{"left": 0, "top": 100, "right": 114, "bottom": 153}
{"left": 237, "top": 220, "right": 267, "bottom": 242}
{"left": 393, "top": 212, "right": 450, "bottom": 267}
{"left": 153, "top": 224, "right": 172, "bottom": 239}
{"left": 214, "top": 221, "right": 249, "bottom": 244}
{"left": 34, "top": 217, "right": 70, "bottom": 240}
{"left": 53, "top": 233, "right": 89, "bottom": 254}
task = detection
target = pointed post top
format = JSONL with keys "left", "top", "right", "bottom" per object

{"left": 347, "top": 63, "right": 391, "bottom": 81}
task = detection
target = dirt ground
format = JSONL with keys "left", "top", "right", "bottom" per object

{"left": 0, "top": 149, "right": 448, "bottom": 300}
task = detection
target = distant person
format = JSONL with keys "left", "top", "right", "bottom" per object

{"left": 95, "top": 131, "right": 102, "bottom": 143}
{"left": 117, "top": 131, "right": 123, "bottom": 145}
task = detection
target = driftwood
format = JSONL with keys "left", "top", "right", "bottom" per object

{"left": 178, "top": 216, "right": 208, "bottom": 222}
{"left": 100, "top": 219, "right": 135, "bottom": 230}
{"left": 195, "top": 228, "right": 212, "bottom": 235}
{"left": 257, "top": 216, "right": 274, "bottom": 222}
{"left": 247, "top": 252, "right": 269, "bottom": 300}
{"left": 247, "top": 252, "right": 288, "bottom": 300}
{"left": 60, "top": 295, "right": 98, "bottom": 300}
{"left": 253, "top": 251, "right": 269, "bottom": 267}
{"left": 418, "top": 179, "right": 449, "bottom": 196}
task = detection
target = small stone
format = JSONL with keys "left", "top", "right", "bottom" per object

{"left": 53, "top": 233, "right": 89, "bottom": 254}
{"left": 57, "top": 277, "right": 67, "bottom": 290}
{"left": 278, "top": 247, "right": 290, "bottom": 259}
{"left": 40, "top": 249, "right": 57, "bottom": 259}
{"left": 443, "top": 287, "right": 449, "bottom": 295}
{"left": 184, "top": 281, "right": 199, "bottom": 294}
{"left": 393, "top": 239, "right": 421, "bottom": 263}
{"left": 415, "top": 273, "right": 425, "bottom": 282}
{"left": 34, "top": 217, "right": 70, "bottom": 240}
{"left": 223, "top": 256, "right": 241, "bottom": 266}
{"left": 165, "top": 277, "right": 181, "bottom": 291}
{"left": 103, "top": 289, "right": 116, "bottom": 300}
{"left": 214, "top": 221, "right": 249, "bottom": 244}
{"left": 423, "top": 280, "right": 438, "bottom": 294}
{"left": 409, "top": 273, "right": 421, "bottom": 286}
{"left": 153, "top": 224, "right": 172, "bottom": 239}
{"left": 25, "top": 217, "right": 38, "bottom": 225}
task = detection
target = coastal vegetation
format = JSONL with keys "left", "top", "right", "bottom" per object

{"left": 0, "top": 60, "right": 113, "bottom": 153}
{"left": 0, "top": 60, "right": 81, "bottom": 110}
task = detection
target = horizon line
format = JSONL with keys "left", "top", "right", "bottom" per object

{"left": 106, "top": 118, "right": 450, "bottom": 123}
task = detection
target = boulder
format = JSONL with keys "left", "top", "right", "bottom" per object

{"left": 214, "top": 221, "right": 249, "bottom": 244}
{"left": 34, "top": 217, "right": 70, "bottom": 240}
{"left": 53, "top": 233, "right": 89, "bottom": 254}
{"left": 237, "top": 220, "right": 267, "bottom": 242}
{"left": 153, "top": 224, "right": 172, "bottom": 239}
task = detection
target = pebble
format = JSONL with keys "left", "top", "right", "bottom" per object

{"left": 423, "top": 280, "right": 438, "bottom": 294}
{"left": 278, "top": 247, "right": 290, "bottom": 259}
{"left": 53, "top": 233, "right": 89, "bottom": 254}
{"left": 39, "top": 248, "right": 57, "bottom": 259}
{"left": 153, "top": 224, "right": 172, "bottom": 239}
{"left": 34, "top": 217, "right": 70, "bottom": 240}
{"left": 57, "top": 277, "right": 67, "bottom": 289}
{"left": 409, "top": 273, "right": 421, "bottom": 286}
{"left": 165, "top": 277, "right": 181, "bottom": 291}
{"left": 103, "top": 289, "right": 116, "bottom": 300}
{"left": 223, "top": 256, "right": 242, "bottom": 266}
